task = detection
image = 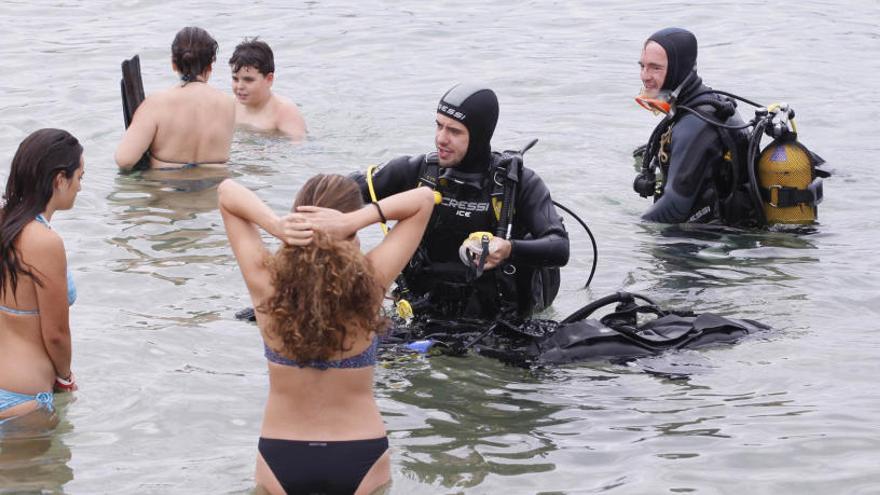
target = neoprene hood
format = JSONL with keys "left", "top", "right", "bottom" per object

{"left": 437, "top": 83, "right": 499, "bottom": 173}
{"left": 647, "top": 27, "right": 698, "bottom": 91}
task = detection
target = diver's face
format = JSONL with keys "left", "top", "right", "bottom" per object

{"left": 435, "top": 114, "right": 469, "bottom": 168}
{"left": 231, "top": 65, "right": 273, "bottom": 105}
{"left": 639, "top": 41, "right": 668, "bottom": 97}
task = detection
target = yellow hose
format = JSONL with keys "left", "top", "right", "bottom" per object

{"left": 365, "top": 165, "right": 389, "bottom": 235}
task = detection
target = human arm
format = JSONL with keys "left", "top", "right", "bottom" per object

{"left": 641, "top": 116, "right": 722, "bottom": 223}
{"left": 351, "top": 155, "right": 425, "bottom": 203}
{"left": 298, "top": 187, "right": 435, "bottom": 290}
{"left": 26, "top": 228, "right": 74, "bottom": 386}
{"left": 115, "top": 97, "right": 158, "bottom": 170}
{"left": 217, "top": 179, "right": 313, "bottom": 299}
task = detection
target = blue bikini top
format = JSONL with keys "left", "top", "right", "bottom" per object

{"left": 35, "top": 214, "right": 76, "bottom": 305}
{"left": 264, "top": 336, "right": 379, "bottom": 370}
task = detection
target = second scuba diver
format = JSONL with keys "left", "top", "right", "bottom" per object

{"left": 633, "top": 27, "right": 828, "bottom": 226}
{"left": 634, "top": 27, "right": 752, "bottom": 224}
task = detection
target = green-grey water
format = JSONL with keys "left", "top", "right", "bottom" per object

{"left": 1, "top": 1, "right": 879, "bottom": 493}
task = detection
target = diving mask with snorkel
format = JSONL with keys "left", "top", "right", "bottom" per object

{"left": 634, "top": 68, "right": 697, "bottom": 116}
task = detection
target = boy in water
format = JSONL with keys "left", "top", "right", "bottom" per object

{"left": 229, "top": 38, "right": 306, "bottom": 140}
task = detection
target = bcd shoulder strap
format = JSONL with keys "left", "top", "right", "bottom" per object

{"left": 416, "top": 152, "right": 439, "bottom": 188}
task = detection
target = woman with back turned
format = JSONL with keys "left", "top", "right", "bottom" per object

{"left": 219, "top": 175, "right": 434, "bottom": 494}
{"left": 0, "top": 129, "right": 83, "bottom": 429}
{"left": 116, "top": 26, "right": 235, "bottom": 170}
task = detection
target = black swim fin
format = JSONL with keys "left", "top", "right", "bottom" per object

{"left": 120, "top": 55, "right": 150, "bottom": 171}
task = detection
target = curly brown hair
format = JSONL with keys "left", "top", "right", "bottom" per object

{"left": 259, "top": 174, "right": 385, "bottom": 361}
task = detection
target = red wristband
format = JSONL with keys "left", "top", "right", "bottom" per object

{"left": 55, "top": 372, "right": 76, "bottom": 392}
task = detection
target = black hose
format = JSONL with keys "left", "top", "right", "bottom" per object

{"left": 676, "top": 105, "right": 757, "bottom": 130}
{"left": 561, "top": 292, "right": 625, "bottom": 324}
{"left": 686, "top": 89, "right": 764, "bottom": 109}
{"left": 746, "top": 118, "right": 768, "bottom": 225}
{"left": 552, "top": 200, "right": 597, "bottom": 288}
{"left": 561, "top": 291, "right": 661, "bottom": 324}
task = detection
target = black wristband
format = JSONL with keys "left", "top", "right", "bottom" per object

{"left": 372, "top": 201, "right": 387, "bottom": 224}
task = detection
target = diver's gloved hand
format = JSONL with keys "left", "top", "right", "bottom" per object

{"left": 458, "top": 232, "right": 511, "bottom": 271}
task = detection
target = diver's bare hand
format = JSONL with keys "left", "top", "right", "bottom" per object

{"left": 482, "top": 238, "right": 512, "bottom": 270}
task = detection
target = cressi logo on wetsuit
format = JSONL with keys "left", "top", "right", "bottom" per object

{"left": 441, "top": 196, "right": 491, "bottom": 217}
{"left": 425, "top": 174, "right": 498, "bottom": 262}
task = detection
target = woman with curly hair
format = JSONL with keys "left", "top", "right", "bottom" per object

{"left": 218, "top": 175, "right": 434, "bottom": 494}
{"left": 0, "top": 129, "right": 83, "bottom": 428}
{"left": 115, "top": 26, "right": 235, "bottom": 170}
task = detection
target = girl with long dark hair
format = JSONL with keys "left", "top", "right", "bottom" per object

{"left": 0, "top": 128, "right": 84, "bottom": 426}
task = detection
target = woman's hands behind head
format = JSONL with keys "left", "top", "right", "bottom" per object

{"left": 275, "top": 212, "right": 315, "bottom": 246}
{"left": 294, "top": 206, "right": 354, "bottom": 241}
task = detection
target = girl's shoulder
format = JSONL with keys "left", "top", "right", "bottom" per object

{"left": 18, "top": 220, "right": 64, "bottom": 255}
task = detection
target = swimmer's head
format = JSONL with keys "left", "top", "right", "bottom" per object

{"left": 4, "top": 128, "right": 83, "bottom": 213}
{"left": 229, "top": 39, "right": 277, "bottom": 106}
{"left": 229, "top": 38, "right": 275, "bottom": 76}
{"left": 172, "top": 26, "right": 218, "bottom": 82}
{"left": 261, "top": 174, "right": 383, "bottom": 362}
{"left": 293, "top": 174, "right": 363, "bottom": 214}
{"left": 2, "top": 128, "right": 83, "bottom": 296}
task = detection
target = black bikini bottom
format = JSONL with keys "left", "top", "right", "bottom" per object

{"left": 258, "top": 436, "right": 389, "bottom": 494}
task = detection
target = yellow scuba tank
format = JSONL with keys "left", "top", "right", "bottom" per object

{"left": 757, "top": 138, "right": 817, "bottom": 224}
{"left": 752, "top": 103, "right": 827, "bottom": 225}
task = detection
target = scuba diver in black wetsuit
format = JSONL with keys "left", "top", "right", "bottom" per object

{"left": 352, "top": 83, "right": 570, "bottom": 321}
{"left": 633, "top": 27, "right": 829, "bottom": 227}
{"left": 634, "top": 27, "right": 754, "bottom": 225}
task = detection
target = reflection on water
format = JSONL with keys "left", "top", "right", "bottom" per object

{"left": 379, "top": 357, "right": 561, "bottom": 489}
{"left": 631, "top": 223, "right": 822, "bottom": 317}
{"left": 109, "top": 169, "right": 228, "bottom": 220}
{"left": 0, "top": 399, "right": 74, "bottom": 494}
{"left": 106, "top": 171, "right": 229, "bottom": 282}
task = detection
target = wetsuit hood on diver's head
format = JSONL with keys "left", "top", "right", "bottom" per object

{"left": 648, "top": 28, "right": 697, "bottom": 90}
{"left": 647, "top": 27, "right": 703, "bottom": 104}
{"left": 437, "top": 83, "right": 499, "bottom": 173}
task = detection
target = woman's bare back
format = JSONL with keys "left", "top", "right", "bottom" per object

{"left": 148, "top": 83, "right": 235, "bottom": 167}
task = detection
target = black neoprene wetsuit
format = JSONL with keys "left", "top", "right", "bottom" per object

{"left": 642, "top": 85, "right": 748, "bottom": 224}
{"left": 354, "top": 153, "right": 569, "bottom": 319}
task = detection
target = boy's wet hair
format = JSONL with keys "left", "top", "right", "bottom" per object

{"left": 229, "top": 38, "right": 275, "bottom": 75}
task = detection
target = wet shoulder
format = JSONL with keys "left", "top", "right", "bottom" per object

{"left": 18, "top": 221, "right": 64, "bottom": 261}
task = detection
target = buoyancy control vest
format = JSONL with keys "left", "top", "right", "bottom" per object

{"left": 397, "top": 147, "right": 560, "bottom": 320}
{"left": 381, "top": 291, "right": 770, "bottom": 367}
